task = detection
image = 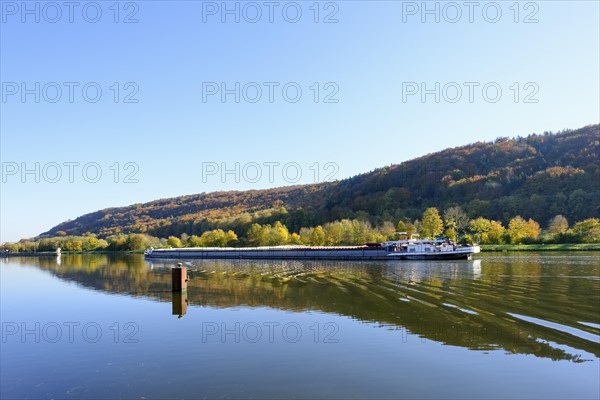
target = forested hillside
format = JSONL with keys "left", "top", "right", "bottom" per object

{"left": 41, "top": 124, "right": 599, "bottom": 240}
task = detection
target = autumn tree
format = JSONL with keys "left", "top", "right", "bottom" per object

{"left": 487, "top": 220, "right": 506, "bottom": 244}
{"left": 224, "top": 230, "right": 238, "bottom": 245}
{"left": 420, "top": 208, "right": 444, "bottom": 238}
{"left": 63, "top": 240, "right": 83, "bottom": 252}
{"left": 508, "top": 216, "right": 540, "bottom": 244}
{"left": 289, "top": 233, "right": 303, "bottom": 245}
{"left": 548, "top": 215, "right": 569, "bottom": 237}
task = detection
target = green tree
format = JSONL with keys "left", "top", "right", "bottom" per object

{"left": 82, "top": 236, "right": 99, "bottom": 251}
{"left": 268, "top": 221, "right": 289, "bottom": 245}
{"left": 444, "top": 206, "right": 469, "bottom": 233}
{"left": 1, "top": 242, "right": 20, "bottom": 252}
{"left": 324, "top": 221, "right": 344, "bottom": 245}
{"left": 469, "top": 217, "right": 491, "bottom": 243}
{"left": 572, "top": 219, "right": 600, "bottom": 243}
{"left": 108, "top": 235, "right": 128, "bottom": 250}
{"left": 299, "top": 227, "right": 314, "bottom": 245}
{"left": 198, "top": 230, "right": 226, "bottom": 247}
{"left": 420, "top": 208, "right": 444, "bottom": 238}
{"left": 188, "top": 235, "right": 202, "bottom": 247}
{"left": 459, "top": 234, "right": 474, "bottom": 245}
{"left": 20, "top": 241, "right": 37, "bottom": 252}
{"left": 180, "top": 233, "right": 190, "bottom": 246}
{"left": 166, "top": 236, "right": 182, "bottom": 248}
{"left": 396, "top": 220, "right": 416, "bottom": 237}
{"left": 311, "top": 226, "right": 325, "bottom": 246}
{"left": 38, "top": 238, "right": 61, "bottom": 251}
{"left": 127, "top": 234, "right": 148, "bottom": 250}
{"left": 444, "top": 227, "right": 457, "bottom": 241}
{"left": 246, "top": 224, "right": 264, "bottom": 246}
{"left": 197, "top": 229, "right": 237, "bottom": 247}
{"left": 378, "top": 221, "right": 397, "bottom": 240}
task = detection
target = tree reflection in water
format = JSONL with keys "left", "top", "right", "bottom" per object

{"left": 7, "top": 253, "right": 599, "bottom": 363}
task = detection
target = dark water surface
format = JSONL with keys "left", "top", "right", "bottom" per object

{"left": 1, "top": 253, "right": 599, "bottom": 399}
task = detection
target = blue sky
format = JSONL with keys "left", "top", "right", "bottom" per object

{"left": 1, "top": 0, "right": 599, "bottom": 242}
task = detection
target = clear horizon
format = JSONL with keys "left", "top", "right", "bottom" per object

{"left": 2, "top": 1, "right": 599, "bottom": 242}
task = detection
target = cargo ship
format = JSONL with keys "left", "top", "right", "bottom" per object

{"left": 144, "top": 235, "right": 480, "bottom": 261}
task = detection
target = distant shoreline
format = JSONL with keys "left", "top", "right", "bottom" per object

{"left": 2, "top": 244, "right": 600, "bottom": 257}
{"left": 0, "top": 250, "right": 145, "bottom": 257}
{"left": 480, "top": 244, "right": 600, "bottom": 252}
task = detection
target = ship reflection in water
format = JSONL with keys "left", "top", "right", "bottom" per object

{"left": 1, "top": 253, "right": 599, "bottom": 399}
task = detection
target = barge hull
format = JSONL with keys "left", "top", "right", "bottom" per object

{"left": 145, "top": 247, "right": 477, "bottom": 261}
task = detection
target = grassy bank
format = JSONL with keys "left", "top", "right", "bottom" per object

{"left": 480, "top": 243, "right": 600, "bottom": 252}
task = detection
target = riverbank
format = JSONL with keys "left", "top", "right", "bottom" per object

{"left": 0, "top": 250, "right": 145, "bottom": 257}
{"left": 3, "top": 245, "right": 599, "bottom": 257}
{"left": 480, "top": 243, "right": 600, "bottom": 252}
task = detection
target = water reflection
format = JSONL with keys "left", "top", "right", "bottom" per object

{"left": 172, "top": 291, "right": 188, "bottom": 318}
{"left": 3, "top": 253, "right": 599, "bottom": 363}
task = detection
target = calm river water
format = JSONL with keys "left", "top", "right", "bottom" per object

{"left": 1, "top": 253, "right": 599, "bottom": 399}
